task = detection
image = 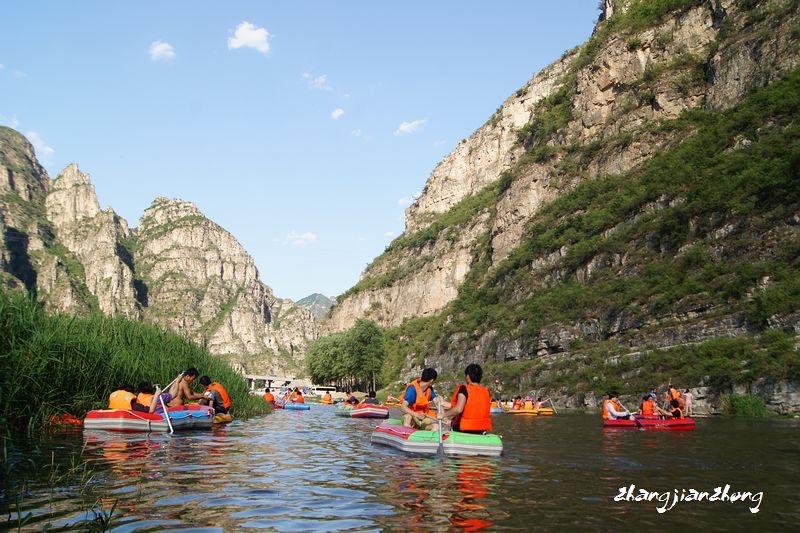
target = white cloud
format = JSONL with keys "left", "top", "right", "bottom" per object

{"left": 149, "top": 40, "right": 176, "bottom": 61}
{"left": 26, "top": 131, "right": 54, "bottom": 160}
{"left": 394, "top": 118, "right": 427, "bottom": 136}
{"left": 398, "top": 193, "right": 420, "bottom": 207}
{"left": 286, "top": 231, "right": 317, "bottom": 247}
{"left": 331, "top": 108, "right": 344, "bottom": 120}
{"left": 228, "top": 21, "right": 270, "bottom": 55}
{"left": 303, "top": 72, "right": 331, "bottom": 90}
{"left": 351, "top": 129, "right": 362, "bottom": 137}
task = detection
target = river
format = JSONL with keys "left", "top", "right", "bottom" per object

{"left": 2, "top": 406, "right": 798, "bottom": 531}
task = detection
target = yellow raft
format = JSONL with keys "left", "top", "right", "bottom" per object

{"left": 213, "top": 413, "right": 233, "bottom": 424}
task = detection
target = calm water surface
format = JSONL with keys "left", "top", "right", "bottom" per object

{"left": 2, "top": 407, "right": 798, "bottom": 531}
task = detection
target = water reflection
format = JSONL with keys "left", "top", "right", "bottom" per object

{"left": 2, "top": 411, "right": 798, "bottom": 530}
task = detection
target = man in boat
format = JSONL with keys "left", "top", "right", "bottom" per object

{"left": 363, "top": 390, "right": 380, "bottom": 405}
{"left": 321, "top": 391, "right": 333, "bottom": 403}
{"left": 290, "top": 387, "right": 305, "bottom": 403}
{"left": 165, "top": 368, "right": 206, "bottom": 407}
{"left": 400, "top": 367, "right": 439, "bottom": 430}
{"left": 438, "top": 363, "right": 492, "bottom": 434}
{"left": 602, "top": 391, "right": 631, "bottom": 420}
{"left": 198, "top": 375, "right": 231, "bottom": 414}
{"left": 669, "top": 399, "right": 684, "bottom": 418}
{"left": 639, "top": 394, "right": 671, "bottom": 417}
{"left": 109, "top": 384, "right": 149, "bottom": 412}
{"left": 136, "top": 382, "right": 155, "bottom": 409}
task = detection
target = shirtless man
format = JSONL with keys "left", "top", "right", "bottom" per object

{"left": 165, "top": 368, "right": 205, "bottom": 407}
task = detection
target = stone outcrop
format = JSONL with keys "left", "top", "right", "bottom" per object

{"left": 136, "top": 197, "right": 318, "bottom": 374}
{"left": 1, "top": 128, "right": 318, "bottom": 374}
{"left": 45, "top": 164, "right": 139, "bottom": 317}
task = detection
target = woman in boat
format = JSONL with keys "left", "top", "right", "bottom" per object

{"left": 669, "top": 399, "right": 684, "bottom": 419}
{"left": 136, "top": 383, "right": 155, "bottom": 409}
{"left": 400, "top": 368, "right": 438, "bottom": 430}
{"left": 602, "top": 391, "right": 631, "bottom": 420}
{"left": 639, "top": 395, "right": 671, "bottom": 418}
{"left": 512, "top": 396, "right": 523, "bottom": 410}
{"left": 438, "top": 363, "right": 492, "bottom": 435}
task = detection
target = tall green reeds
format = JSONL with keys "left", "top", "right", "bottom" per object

{"left": 0, "top": 290, "right": 270, "bottom": 432}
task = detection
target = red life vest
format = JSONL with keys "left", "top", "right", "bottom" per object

{"left": 450, "top": 383, "right": 492, "bottom": 432}
{"left": 208, "top": 382, "right": 232, "bottom": 409}
{"left": 402, "top": 379, "right": 434, "bottom": 415}
{"left": 263, "top": 392, "right": 275, "bottom": 403}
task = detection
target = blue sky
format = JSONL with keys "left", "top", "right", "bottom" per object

{"left": 1, "top": 1, "right": 599, "bottom": 301}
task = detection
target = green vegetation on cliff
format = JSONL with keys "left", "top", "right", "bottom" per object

{"left": 0, "top": 290, "right": 270, "bottom": 432}
{"left": 375, "top": 66, "right": 800, "bottom": 397}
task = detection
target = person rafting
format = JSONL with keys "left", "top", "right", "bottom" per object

{"left": 263, "top": 388, "right": 275, "bottom": 403}
{"left": 322, "top": 391, "right": 333, "bottom": 403}
{"left": 363, "top": 390, "right": 380, "bottom": 405}
{"left": 290, "top": 388, "right": 305, "bottom": 403}
{"left": 438, "top": 363, "right": 492, "bottom": 434}
{"left": 602, "top": 391, "right": 631, "bottom": 420}
{"left": 512, "top": 396, "right": 523, "bottom": 410}
{"left": 166, "top": 368, "right": 205, "bottom": 407}
{"left": 136, "top": 382, "right": 155, "bottom": 409}
{"left": 400, "top": 367, "right": 438, "bottom": 430}
{"left": 639, "top": 395, "right": 671, "bottom": 417}
{"left": 683, "top": 388, "right": 694, "bottom": 417}
{"left": 669, "top": 399, "right": 684, "bottom": 419}
{"left": 109, "top": 384, "right": 149, "bottom": 412}
{"left": 199, "top": 375, "right": 231, "bottom": 414}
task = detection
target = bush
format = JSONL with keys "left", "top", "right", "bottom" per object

{"left": 721, "top": 394, "right": 768, "bottom": 417}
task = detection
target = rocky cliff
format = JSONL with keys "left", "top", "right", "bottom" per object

{"left": 0, "top": 129, "right": 318, "bottom": 375}
{"left": 328, "top": 0, "right": 800, "bottom": 412}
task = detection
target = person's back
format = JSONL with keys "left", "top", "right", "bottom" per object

{"left": 205, "top": 389, "right": 227, "bottom": 414}
{"left": 264, "top": 390, "right": 275, "bottom": 403}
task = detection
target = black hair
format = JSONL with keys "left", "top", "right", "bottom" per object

{"left": 464, "top": 363, "right": 483, "bottom": 383}
{"left": 122, "top": 384, "right": 135, "bottom": 393}
{"left": 421, "top": 368, "right": 438, "bottom": 382}
{"left": 137, "top": 382, "right": 155, "bottom": 394}
{"left": 199, "top": 376, "right": 211, "bottom": 387}
{"left": 185, "top": 367, "right": 199, "bottom": 377}
{"left": 643, "top": 395, "right": 650, "bottom": 400}
{"left": 368, "top": 390, "right": 376, "bottom": 397}
{"left": 671, "top": 399, "right": 680, "bottom": 408}
{"left": 537, "top": 397, "right": 542, "bottom": 401}
{"left": 610, "top": 391, "right": 619, "bottom": 398}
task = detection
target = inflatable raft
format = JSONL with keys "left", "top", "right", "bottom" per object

{"left": 83, "top": 405, "right": 214, "bottom": 433}
{"left": 604, "top": 415, "right": 696, "bottom": 430}
{"left": 336, "top": 403, "right": 389, "bottom": 418}
{"left": 508, "top": 408, "right": 538, "bottom": 416}
{"left": 213, "top": 412, "right": 233, "bottom": 424}
{"left": 283, "top": 403, "right": 310, "bottom": 411}
{"left": 371, "top": 419, "right": 502, "bottom": 457}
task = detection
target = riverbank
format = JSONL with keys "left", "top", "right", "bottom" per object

{"left": 0, "top": 290, "right": 270, "bottom": 433}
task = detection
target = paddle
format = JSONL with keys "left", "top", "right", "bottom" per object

{"left": 618, "top": 400, "right": 642, "bottom": 429}
{"left": 152, "top": 372, "right": 183, "bottom": 433}
{"left": 545, "top": 397, "right": 558, "bottom": 414}
{"left": 436, "top": 397, "right": 445, "bottom": 459}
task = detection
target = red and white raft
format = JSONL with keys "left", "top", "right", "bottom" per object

{"left": 335, "top": 403, "right": 390, "bottom": 419}
{"left": 603, "top": 415, "right": 696, "bottom": 431}
{"left": 83, "top": 405, "right": 214, "bottom": 433}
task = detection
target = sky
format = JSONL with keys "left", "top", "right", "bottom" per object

{"left": 1, "top": 1, "right": 599, "bottom": 301}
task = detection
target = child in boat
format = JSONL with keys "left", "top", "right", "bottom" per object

{"left": 683, "top": 388, "right": 694, "bottom": 417}
{"left": 400, "top": 368, "right": 439, "bottom": 430}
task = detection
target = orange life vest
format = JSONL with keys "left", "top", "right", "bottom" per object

{"left": 323, "top": 393, "right": 332, "bottom": 402}
{"left": 108, "top": 390, "right": 136, "bottom": 410}
{"left": 136, "top": 392, "right": 154, "bottom": 407}
{"left": 450, "top": 383, "right": 492, "bottom": 432}
{"left": 208, "top": 382, "right": 232, "bottom": 409}
{"left": 641, "top": 399, "right": 655, "bottom": 416}
{"left": 291, "top": 392, "right": 305, "bottom": 403}
{"left": 512, "top": 398, "right": 522, "bottom": 409}
{"left": 402, "top": 379, "right": 435, "bottom": 415}
{"left": 263, "top": 392, "right": 275, "bottom": 403}
{"left": 602, "top": 399, "right": 622, "bottom": 420}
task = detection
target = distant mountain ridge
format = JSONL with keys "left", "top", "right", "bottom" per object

{"left": 296, "top": 293, "right": 336, "bottom": 321}
{"left": 0, "top": 131, "right": 319, "bottom": 375}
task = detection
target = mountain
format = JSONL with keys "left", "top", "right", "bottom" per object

{"left": 327, "top": 0, "right": 800, "bottom": 412}
{"left": 296, "top": 293, "right": 337, "bottom": 321}
{"left": 0, "top": 132, "right": 318, "bottom": 375}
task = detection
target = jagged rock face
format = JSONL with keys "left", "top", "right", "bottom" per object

{"left": 404, "top": 56, "right": 573, "bottom": 233}
{"left": 44, "top": 164, "right": 139, "bottom": 317}
{"left": 327, "top": 212, "right": 490, "bottom": 331}
{"left": 137, "top": 197, "right": 319, "bottom": 373}
{"left": 332, "top": 0, "right": 800, "bottom": 333}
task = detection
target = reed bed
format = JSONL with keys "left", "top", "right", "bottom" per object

{"left": 0, "top": 290, "right": 270, "bottom": 432}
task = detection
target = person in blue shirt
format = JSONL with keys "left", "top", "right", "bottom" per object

{"left": 400, "top": 368, "right": 439, "bottom": 430}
